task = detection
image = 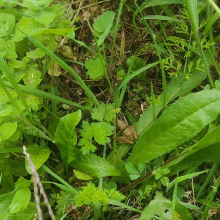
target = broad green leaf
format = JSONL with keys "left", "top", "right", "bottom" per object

{"left": 9, "top": 188, "right": 31, "bottom": 213}
{"left": 0, "top": 190, "right": 16, "bottom": 218}
{"left": 92, "top": 122, "right": 114, "bottom": 145}
{"left": 143, "top": 15, "right": 179, "bottom": 21}
{"left": 104, "top": 103, "right": 117, "bottom": 122}
{"left": 54, "top": 110, "right": 81, "bottom": 167}
{"left": 125, "top": 162, "right": 137, "bottom": 174}
{"left": 23, "top": 0, "right": 52, "bottom": 10}
{"left": 0, "top": 104, "right": 12, "bottom": 117}
{"left": 73, "top": 169, "right": 93, "bottom": 180}
{"left": 34, "top": 8, "right": 55, "bottom": 26}
{"left": 31, "top": 28, "right": 76, "bottom": 36}
{"left": 26, "top": 48, "right": 45, "bottom": 59}
{"left": 70, "top": 153, "right": 120, "bottom": 178}
{"left": 23, "top": 67, "right": 42, "bottom": 88}
{"left": 8, "top": 59, "right": 24, "bottom": 68}
{"left": 25, "top": 144, "right": 50, "bottom": 174}
{"left": 25, "top": 94, "right": 40, "bottom": 111}
{"left": 0, "top": 122, "right": 17, "bottom": 142}
{"left": 48, "top": 60, "right": 61, "bottom": 76}
{"left": 128, "top": 89, "right": 220, "bottom": 166}
{"left": 0, "top": 13, "right": 15, "bottom": 37}
{"left": 0, "top": 154, "right": 14, "bottom": 191}
{"left": 2, "top": 40, "right": 17, "bottom": 59}
{"left": 85, "top": 58, "right": 107, "bottom": 81}
{"left": 13, "top": 17, "right": 42, "bottom": 42}
{"left": 138, "top": 193, "right": 172, "bottom": 220}
{"left": 135, "top": 53, "right": 211, "bottom": 135}
{"left": 93, "top": 11, "right": 115, "bottom": 46}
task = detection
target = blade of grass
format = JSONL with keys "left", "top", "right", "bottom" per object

{"left": 3, "top": 81, "right": 91, "bottom": 111}
{"left": 0, "top": 9, "right": 31, "bottom": 17}
{"left": 185, "top": 0, "right": 214, "bottom": 87}
{"left": 0, "top": 55, "right": 33, "bottom": 121}
{"left": 134, "top": 2, "right": 167, "bottom": 106}
{"left": 207, "top": 0, "right": 220, "bottom": 16}
{"left": 16, "top": 27, "right": 99, "bottom": 106}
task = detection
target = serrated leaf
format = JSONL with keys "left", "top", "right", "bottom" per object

{"left": 73, "top": 169, "right": 93, "bottom": 180}
{"left": 93, "top": 11, "right": 115, "bottom": 46}
{"left": 78, "top": 138, "right": 96, "bottom": 155}
{"left": 70, "top": 153, "right": 120, "bottom": 178}
{"left": 127, "top": 56, "right": 146, "bottom": 78}
{"left": 0, "top": 122, "right": 17, "bottom": 143}
{"left": 104, "top": 103, "right": 117, "bottom": 122}
{"left": 80, "top": 121, "right": 93, "bottom": 140}
{"left": 25, "top": 144, "right": 50, "bottom": 174}
{"left": 91, "top": 102, "right": 106, "bottom": 122}
{"left": 9, "top": 188, "right": 31, "bottom": 213}
{"left": 128, "top": 89, "right": 220, "bottom": 166}
{"left": 25, "top": 94, "right": 40, "bottom": 111}
{"left": 92, "top": 122, "right": 114, "bottom": 145}
{"left": 54, "top": 110, "right": 81, "bottom": 167}
{"left": 85, "top": 58, "right": 106, "bottom": 81}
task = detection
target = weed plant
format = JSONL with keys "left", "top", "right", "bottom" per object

{"left": 1, "top": 0, "right": 220, "bottom": 219}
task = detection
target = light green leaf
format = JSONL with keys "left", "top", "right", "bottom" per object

{"left": 26, "top": 48, "right": 45, "bottom": 59}
{"left": 128, "top": 89, "right": 220, "bottom": 166}
{"left": 8, "top": 59, "right": 24, "bottom": 68}
{"left": 25, "top": 144, "right": 50, "bottom": 174}
{"left": 0, "top": 190, "right": 16, "bottom": 218}
{"left": 23, "top": 67, "right": 42, "bottom": 88}
{"left": 2, "top": 40, "right": 17, "bottom": 59}
{"left": 91, "top": 102, "right": 106, "bottom": 122}
{"left": 34, "top": 8, "right": 56, "bottom": 26}
{"left": 0, "top": 122, "right": 17, "bottom": 142}
{"left": 80, "top": 121, "right": 93, "bottom": 140}
{"left": 85, "top": 58, "right": 106, "bottom": 81}
{"left": 23, "top": 0, "right": 52, "bottom": 10}
{"left": 78, "top": 138, "right": 96, "bottom": 155}
{"left": 73, "top": 169, "right": 93, "bottom": 180}
{"left": 125, "top": 162, "right": 137, "bottom": 174}
{"left": 139, "top": 193, "right": 172, "bottom": 220}
{"left": 92, "top": 122, "right": 114, "bottom": 145}
{"left": 0, "top": 13, "right": 15, "bottom": 37}
{"left": 0, "top": 104, "right": 12, "bottom": 117}
{"left": 9, "top": 188, "right": 31, "bottom": 213}
{"left": 31, "top": 28, "right": 76, "bottom": 36}
{"left": 93, "top": 11, "right": 115, "bottom": 46}
{"left": 70, "top": 153, "right": 120, "bottom": 178}
{"left": 54, "top": 110, "right": 81, "bottom": 167}
{"left": 104, "top": 103, "right": 117, "bottom": 122}
{"left": 24, "top": 94, "right": 40, "bottom": 111}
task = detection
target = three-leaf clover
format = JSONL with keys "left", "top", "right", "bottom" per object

{"left": 125, "top": 162, "right": 145, "bottom": 180}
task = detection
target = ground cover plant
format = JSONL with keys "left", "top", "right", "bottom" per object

{"left": 1, "top": 0, "right": 220, "bottom": 219}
